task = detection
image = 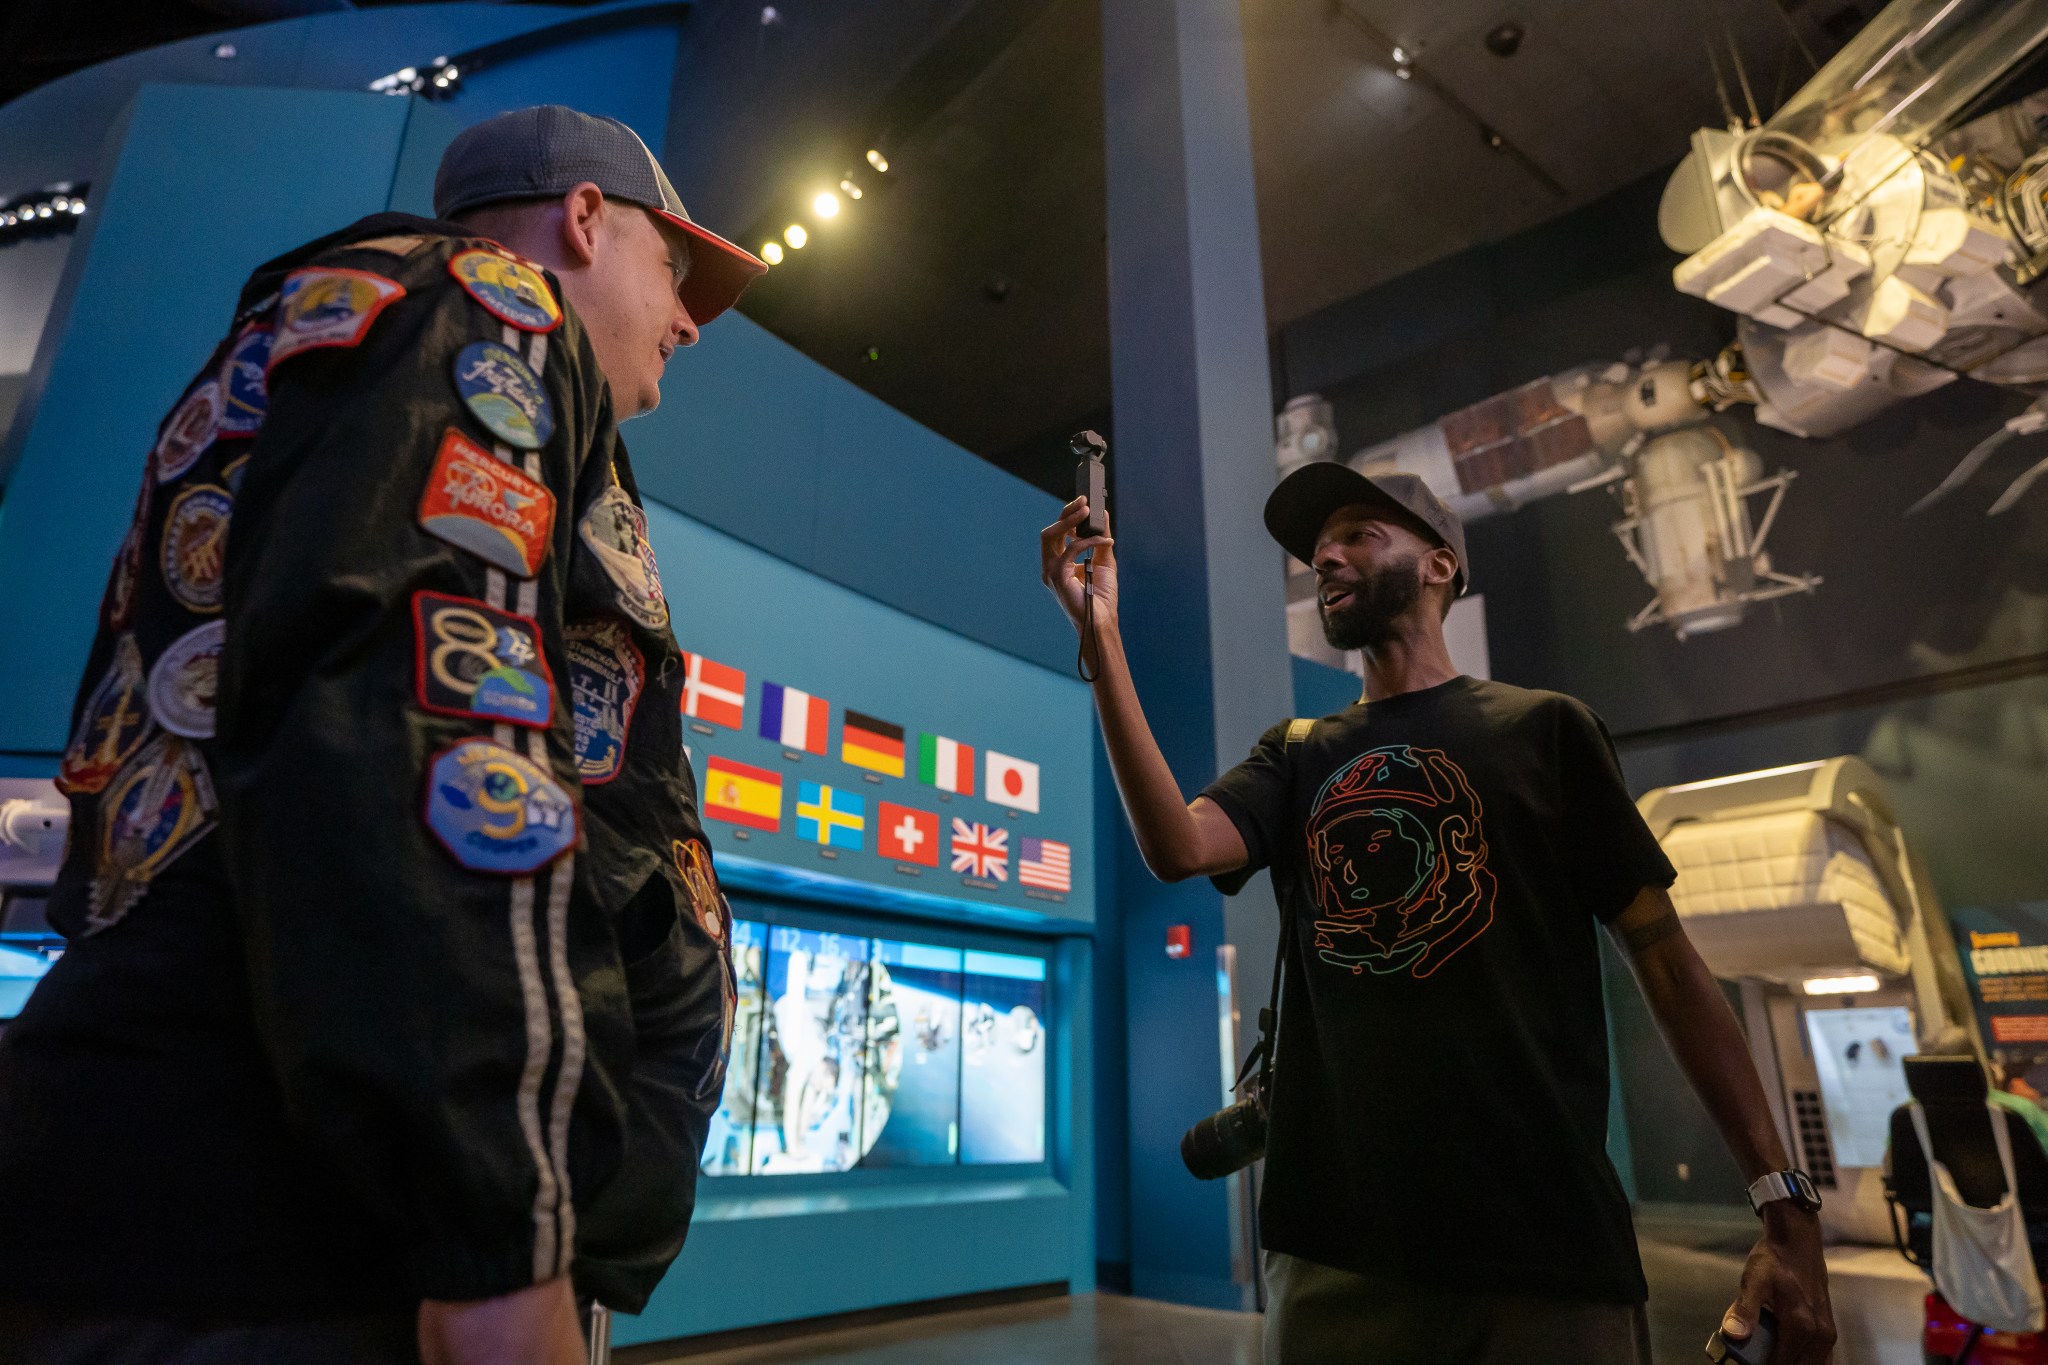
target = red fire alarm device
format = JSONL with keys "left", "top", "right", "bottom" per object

{"left": 1165, "top": 924, "right": 1192, "bottom": 959}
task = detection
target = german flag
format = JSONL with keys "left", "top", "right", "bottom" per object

{"left": 704, "top": 756, "right": 783, "bottom": 831}
{"left": 841, "top": 710, "right": 905, "bottom": 777}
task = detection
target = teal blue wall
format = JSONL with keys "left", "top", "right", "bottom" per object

{"left": 0, "top": 80, "right": 1096, "bottom": 1341}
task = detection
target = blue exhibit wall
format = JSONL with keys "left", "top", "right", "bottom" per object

{"left": 0, "top": 79, "right": 1097, "bottom": 1342}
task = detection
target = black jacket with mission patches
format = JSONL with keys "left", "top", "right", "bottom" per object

{"left": 0, "top": 213, "right": 730, "bottom": 1315}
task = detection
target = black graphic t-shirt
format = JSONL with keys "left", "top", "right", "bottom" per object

{"left": 1201, "top": 676, "right": 1675, "bottom": 1303}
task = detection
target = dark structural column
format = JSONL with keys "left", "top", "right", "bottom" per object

{"left": 1101, "top": 0, "right": 1292, "bottom": 1309}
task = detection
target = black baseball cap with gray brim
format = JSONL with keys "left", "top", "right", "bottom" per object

{"left": 1264, "top": 462, "right": 1470, "bottom": 596}
{"left": 434, "top": 104, "right": 768, "bottom": 325}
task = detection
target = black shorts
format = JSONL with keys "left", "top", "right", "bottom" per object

{"left": 0, "top": 1299, "right": 419, "bottom": 1365}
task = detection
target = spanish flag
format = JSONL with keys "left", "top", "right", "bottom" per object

{"left": 704, "top": 756, "right": 782, "bottom": 832}
{"left": 841, "top": 710, "right": 905, "bottom": 777}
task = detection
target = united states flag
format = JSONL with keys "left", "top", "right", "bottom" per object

{"left": 1018, "top": 837, "right": 1070, "bottom": 893}
{"left": 950, "top": 819, "right": 1008, "bottom": 881}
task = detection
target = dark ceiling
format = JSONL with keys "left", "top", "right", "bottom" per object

{"left": 3, "top": 0, "right": 1880, "bottom": 498}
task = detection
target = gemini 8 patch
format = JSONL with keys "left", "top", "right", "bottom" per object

{"left": 417, "top": 429, "right": 556, "bottom": 578}
{"left": 268, "top": 267, "right": 406, "bottom": 373}
{"left": 412, "top": 590, "right": 554, "bottom": 728}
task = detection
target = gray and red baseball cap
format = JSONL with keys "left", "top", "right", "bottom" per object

{"left": 434, "top": 104, "right": 767, "bottom": 325}
{"left": 1264, "top": 462, "right": 1470, "bottom": 595}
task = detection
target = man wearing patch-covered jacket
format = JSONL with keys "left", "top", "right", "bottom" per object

{"left": 0, "top": 107, "right": 767, "bottom": 1365}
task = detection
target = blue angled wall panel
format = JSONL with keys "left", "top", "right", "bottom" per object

{"left": 0, "top": 85, "right": 414, "bottom": 754}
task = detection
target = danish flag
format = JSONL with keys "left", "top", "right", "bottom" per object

{"left": 680, "top": 651, "right": 745, "bottom": 729}
{"left": 950, "top": 818, "right": 1008, "bottom": 881}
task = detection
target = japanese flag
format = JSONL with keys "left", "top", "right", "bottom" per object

{"left": 984, "top": 750, "right": 1040, "bottom": 813}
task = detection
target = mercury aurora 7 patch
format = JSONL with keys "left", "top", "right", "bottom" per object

{"left": 57, "top": 634, "right": 152, "bottom": 795}
{"left": 154, "top": 380, "right": 222, "bottom": 484}
{"left": 449, "top": 249, "right": 562, "bottom": 332}
{"left": 160, "top": 484, "right": 232, "bottom": 615}
{"left": 412, "top": 591, "right": 554, "bottom": 727}
{"left": 566, "top": 618, "right": 644, "bottom": 783}
{"left": 453, "top": 340, "right": 554, "bottom": 450}
{"left": 268, "top": 267, "right": 406, "bottom": 372}
{"left": 578, "top": 483, "right": 668, "bottom": 630}
{"left": 88, "top": 734, "right": 217, "bottom": 934}
{"left": 417, "top": 428, "right": 556, "bottom": 578}
{"left": 424, "top": 738, "right": 576, "bottom": 874}
{"left": 218, "top": 324, "right": 273, "bottom": 435}
{"left": 147, "top": 620, "right": 225, "bottom": 739}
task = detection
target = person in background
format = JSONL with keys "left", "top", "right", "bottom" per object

{"left": 1039, "top": 462, "right": 1836, "bottom": 1364}
{"left": 0, "top": 106, "right": 764, "bottom": 1365}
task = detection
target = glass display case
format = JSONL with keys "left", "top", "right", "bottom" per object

{"left": 701, "top": 908, "right": 1050, "bottom": 1177}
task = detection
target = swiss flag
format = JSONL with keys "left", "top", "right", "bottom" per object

{"left": 878, "top": 801, "right": 940, "bottom": 867}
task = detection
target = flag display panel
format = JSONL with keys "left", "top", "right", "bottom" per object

{"left": 700, "top": 910, "right": 1047, "bottom": 1177}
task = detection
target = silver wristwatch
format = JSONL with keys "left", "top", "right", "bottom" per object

{"left": 1746, "top": 1169, "right": 1822, "bottom": 1216}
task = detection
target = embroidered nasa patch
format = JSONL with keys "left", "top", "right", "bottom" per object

{"left": 105, "top": 476, "right": 150, "bottom": 631}
{"left": 453, "top": 340, "right": 554, "bottom": 451}
{"left": 88, "top": 734, "right": 217, "bottom": 934}
{"left": 269, "top": 267, "right": 406, "bottom": 372}
{"left": 424, "top": 738, "right": 577, "bottom": 874}
{"left": 566, "top": 618, "right": 644, "bottom": 784}
{"left": 412, "top": 591, "right": 554, "bottom": 728}
{"left": 417, "top": 429, "right": 556, "bottom": 578}
{"left": 154, "top": 380, "right": 222, "bottom": 484}
{"left": 578, "top": 483, "right": 668, "bottom": 630}
{"left": 160, "top": 484, "right": 232, "bottom": 615}
{"left": 147, "top": 620, "right": 225, "bottom": 739}
{"left": 57, "top": 634, "right": 152, "bottom": 796}
{"left": 217, "top": 324, "right": 273, "bottom": 436}
{"left": 671, "top": 837, "right": 727, "bottom": 946}
{"left": 449, "top": 249, "right": 561, "bottom": 333}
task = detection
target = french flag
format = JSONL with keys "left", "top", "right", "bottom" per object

{"left": 759, "top": 681, "right": 829, "bottom": 755}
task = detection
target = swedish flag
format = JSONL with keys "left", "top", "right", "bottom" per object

{"left": 796, "top": 781, "right": 865, "bottom": 850}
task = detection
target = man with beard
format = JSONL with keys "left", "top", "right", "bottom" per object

{"left": 1039, "top": 463, "right": 1835, "bottom": 1365}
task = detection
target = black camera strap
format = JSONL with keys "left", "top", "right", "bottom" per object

{"left": 1230, "top": 716, "right": 1313, "bottom": 1103}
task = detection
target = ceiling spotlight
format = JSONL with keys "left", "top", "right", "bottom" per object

{"left": 813, "top": 191, "right": 840, "bottom": 218}
{"left": 866, "top": 149, "right": 889, "bottom": 173}
{"left": 784, "top": 223, "right": 808, "bottom": 249}
{"left": 1395, "top": 61, "right": 1413, "bottom": 80}
{"left": 761, "top": 241, "right": 784, "bottom": 265}
{"left": 839, "top": 178, "right": 862, "bottom": 200}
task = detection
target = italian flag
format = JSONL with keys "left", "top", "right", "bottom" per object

{"left": 918, "top": 733, "right": 974, "bottom": 794}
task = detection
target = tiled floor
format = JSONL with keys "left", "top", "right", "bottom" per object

{"left": 642, "top": 1214, "right": 1932, "bottom": 1364}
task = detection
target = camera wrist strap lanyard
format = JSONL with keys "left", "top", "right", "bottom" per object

{"left": 1231, "top": 717, "right": 1314, "bottom": 1103}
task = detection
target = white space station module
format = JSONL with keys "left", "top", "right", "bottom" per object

{"left": 1280, "top": 0, "right": 2048, "bottom": 649}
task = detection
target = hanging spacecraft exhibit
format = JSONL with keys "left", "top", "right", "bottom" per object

{"left": 1278, "top": 0, "right": 2048, "bottom": 649}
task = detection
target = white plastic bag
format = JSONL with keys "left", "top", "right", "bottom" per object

{"left": 1911, "top": 1100, "right": 2047, "bottom": 1334}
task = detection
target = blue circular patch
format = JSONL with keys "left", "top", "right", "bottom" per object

{"left": 219, "top": 324, "right": 273, "bottom": 435}
{"left": 424, "top": 738, "right": 576, "bottom": 874}
{"left": 453, "top": 340, "right": 554, "bottom": 450}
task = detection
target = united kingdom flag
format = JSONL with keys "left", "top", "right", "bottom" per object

{"left": 950, "top": 819, "right": 1008, "bottom": 881}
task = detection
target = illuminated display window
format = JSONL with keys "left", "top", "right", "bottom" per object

{"left": 701, "top": 913, "right": 1049, "bottom": 1176}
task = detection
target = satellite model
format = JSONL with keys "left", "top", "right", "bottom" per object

{"left": 1278, "top": 0, "right": 2048, "bottom": 645}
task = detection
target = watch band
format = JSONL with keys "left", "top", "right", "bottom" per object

{"left": 1746, "top": 1169, "right": 1822, "bottom": 1215}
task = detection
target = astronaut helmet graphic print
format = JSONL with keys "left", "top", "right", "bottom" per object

{"left": 1305, "top": 745, "right": 1498, "bottom": 980}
